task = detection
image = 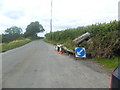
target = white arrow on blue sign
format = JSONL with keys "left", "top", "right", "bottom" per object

{"left": 75, "top": 48, "right": 86, "bottom": 57}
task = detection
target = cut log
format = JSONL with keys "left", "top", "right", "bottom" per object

{"left": 62, "top": 46, "right": 75, "bottom": 56}
{"left": 73, "top": 32, "right": 90, "bottom": 45}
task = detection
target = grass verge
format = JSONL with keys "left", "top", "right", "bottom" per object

{"left": 0, "top": 38, "right": 32, "bottom": 52}
{"left": 95, "top": 57, "right": 120, "bottom": 71}
{"left": 44, "top": 39, "right": 57, "bottom": 45}
{"left": 44, "top": 39, "right": 75, "bottom": 50}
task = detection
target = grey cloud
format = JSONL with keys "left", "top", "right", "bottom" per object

{"left": 53, "top": 24, "right": 75, "bottom": 31}
{"left": 0, "top": 4, "right": 2, "bottom": 8}
{"left": 0, "top": 23, "right": 11, "bottom": 29}
{"left": 0, "top": 0, "right": 4, "bottom": 8}
{"left": 52, "top": 19, "right": 80, "bottom": 30}
{"left": 4, "top": 10, "right": 25, "bottom": 19}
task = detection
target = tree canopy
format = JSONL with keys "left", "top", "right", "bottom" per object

{"left": 2, "top": 26, "right": 23, "bottom": 43}
{"left": 5, "top": 26, "right": 22, "bottom": 35}
{"left": 24, "top": 21, "right": 45, "bottom": 38}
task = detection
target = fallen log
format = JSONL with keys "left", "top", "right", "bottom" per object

{"left": 73, "top": 32, "right": 90, "bottom": 45}
{"left": 62, "top": 46, "right": 75, "bottom": 56}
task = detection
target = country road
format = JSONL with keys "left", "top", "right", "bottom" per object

{"left": 2, "top": 40, "right": 109, "bottom": 88}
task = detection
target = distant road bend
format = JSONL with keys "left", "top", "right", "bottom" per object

{"left": 2, "top": 40, "right": 109, "bottom": 88}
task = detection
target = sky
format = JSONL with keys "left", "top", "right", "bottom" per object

{"left": 0, "top": 0, "right": 119, "bottom": 36}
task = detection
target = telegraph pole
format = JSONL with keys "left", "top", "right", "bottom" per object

{"left": 50, "top": 0, "right": 52, "bottom": 33}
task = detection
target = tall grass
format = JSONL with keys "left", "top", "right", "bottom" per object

{"left": 0, "top": 38, "right": 32, "bottom": 52}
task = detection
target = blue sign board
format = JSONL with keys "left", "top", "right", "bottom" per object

{"left": 75, "top": 48, "right": 86, "bottom": 57}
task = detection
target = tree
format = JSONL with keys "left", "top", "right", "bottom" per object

{"left": 3, "top": 26, "right": 23, "bottom": 43}
{"left": 5, "top": 26, "right": 22, "bottom": 35}
{"left": 24, "top": 21, "right": 45, "bottom": 38}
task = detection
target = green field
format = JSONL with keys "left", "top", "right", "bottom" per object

{"left": 0, "top": 38, "right": 32, "bottom": 52}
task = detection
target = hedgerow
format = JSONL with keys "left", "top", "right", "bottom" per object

{"left": 45, "top": 20, "right": 120, "bottom": 58}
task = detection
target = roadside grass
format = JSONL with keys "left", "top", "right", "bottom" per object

{"left": 0, "top": 38, "right": 32, "bottom": 52}
{"left": 44, "top": 39, "right": 57, "bottom": 45}
{"left": 44, "top": 39, "right": 75, "bottom": 50}
{"left": 95, "top": 57, "right": 120, "bottom": 71}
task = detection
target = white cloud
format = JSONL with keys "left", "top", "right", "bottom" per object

{"left": 0, "top": 0, "right": 119, "bottom": 36}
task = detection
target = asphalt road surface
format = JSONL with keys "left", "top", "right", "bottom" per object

{"left": 2, "top": 40, "right": 109, "bottom": 88}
